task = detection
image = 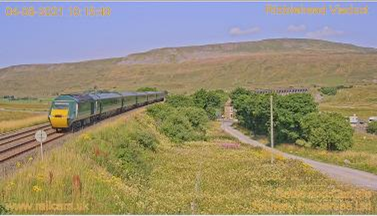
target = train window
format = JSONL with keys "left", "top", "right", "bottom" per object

{"left": 53, "top": 102, "right": 69, "bottom": 110}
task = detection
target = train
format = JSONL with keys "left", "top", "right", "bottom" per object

{"left": 48, "top": 91, "right": 166, "bottom": 132}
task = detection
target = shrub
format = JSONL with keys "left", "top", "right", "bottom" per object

{"left": 177, "top": 107, "right": 209, "bottom": 132}
{"left": 137, "top": 87, "right": 158, "bottom": 92}
{"left": 166, "top": 94, "right": 195, "bottom": 108}
{"left": 146, "top": 103, "right": 176, "bottom": 123}
{"left": 319, "top": 87, "right": 337, "bottom": 96}
{"left": 301, "top": 112, "right": 354, "bottom": 151}
{"left": 161, "top": 114, "right": 195, "bottom": 143}
{"left": 131, "top": 129, "right": 159, "bottom": 151}
{"left": 367, "top": 121, "right": 377, "bottom": 135}
{"left": 192, "top": 89, "right": 228, "bottom": 120}
{"left": 147, "top": 102, "right": 209, "bottom": 143}
{"left": 0, "top": 204, "right": 10, "bottom": 214}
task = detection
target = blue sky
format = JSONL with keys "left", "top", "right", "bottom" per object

{"left": 0, "top": 2, "right": 376, "bottom": 68}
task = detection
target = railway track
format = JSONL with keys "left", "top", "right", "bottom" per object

{"left": 0, "top": 101, "right": 162, "bottom": 165}
{"left": 0, "top": 123, "right": 65, "bottom": 163}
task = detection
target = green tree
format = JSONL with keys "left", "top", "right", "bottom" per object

{"left": 367, "top": 121, "right": 377, "bottom": 134}
{"left": 192, "top": 88, "right": 228, "bottom": 120}
{"left": 275, "top": 93, "right": 318, "bottom": 142}
{"left": 301, "top": 112, "right": 354, "bottom": 151}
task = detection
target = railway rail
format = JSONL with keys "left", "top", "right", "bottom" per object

{"left": 0, "top": 95, "right": 165, "bottom": 165}
{"left": 0, "top": 123, "right": 64, "bottom": 163}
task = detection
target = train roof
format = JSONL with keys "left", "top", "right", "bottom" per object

{"left": 55, "top": 94, "right": 94, "bottom": 102}
{"left": 120, "top": 91, "right": 138, "bottom": 96}
{"left": 54, "top": 90, "right": 165, "bottom": 102}
{"left": 91, "top": 92, "right": 122, "bottom": 99}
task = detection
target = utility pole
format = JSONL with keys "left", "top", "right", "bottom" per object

{"left": 270, "top": 95, "right": 274, "bottom": 164}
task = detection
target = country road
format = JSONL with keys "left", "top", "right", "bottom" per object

{"left": 221, "top": 120, "right": 377, "bottom": 191}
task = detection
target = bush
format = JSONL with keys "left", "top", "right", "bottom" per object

{"left": 301, "top": 112, "right": 354, "bottom": 151}
{"left": 137, "top": 87, "right": 158, "bottom": 92}
{"left": 146, "top": 103, "right": 176, "bottom": 123}
{"left": 131, "top": 129, "right": 159, "bottom": 151}
{"left": 147, "top": 104, "right": 209, "bottom": 143}
{"left": 166, "top": 94, "right": 195, "bottom": 108}
{"left": 320, "top": 87, "right": 337, "bottom": 96}
{"left": 367, "top": 121, "right": 377, "bottom": 134}
{"left": 0, "top": 204, "right": 10, "bottom": 214}
{"left": 177, "top": 107, "right": 209, "bottom": 132}
{"left": 161, "top": 114, "right": 195, "bottom": 143}
{"left": 192, "top": 89, "right": 228, "bottom": 120}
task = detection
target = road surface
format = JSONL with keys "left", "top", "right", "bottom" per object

{"left": 221, "top": 120, "right": 377, "bottom": 191}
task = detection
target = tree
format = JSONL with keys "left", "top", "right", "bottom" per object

{"left": 275, "top": 93, "right": 318, "bottom": 142}
{"left": 192, "top": 89, "right": 228, "bottom": 120}
{"left": 301, "top": 112, "right": 353, "bottom": 151}
{"left": 367, "top": 121, "right": 377, "bottom": 134}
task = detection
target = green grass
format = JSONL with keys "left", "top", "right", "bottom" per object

{"left": 233, "top": 121, "right": 377, "bottom": 175}
{"left": 1, "top": 113, "right": 377, "bottom": 214}
{"left": 276, "top": 132, "right": 377, "bottom": 175}
{"left": 319, "top": 84, "right": 377, "bottom": 120}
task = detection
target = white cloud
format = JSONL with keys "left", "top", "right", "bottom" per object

{"left": 229, "top": 26, "right": 261, "bottom": 36}
{"left": 306, "top": 26, "right": 344, "bottom": 39}
{"left": 287, "top": 24, "right": 306, "bottom": 32}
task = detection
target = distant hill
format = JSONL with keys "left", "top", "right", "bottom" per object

{"left": 119, "top": 38, "right": 376, "bottom": 65}
{"left": 1, "top": 38, "right": 377, "bottom": 97}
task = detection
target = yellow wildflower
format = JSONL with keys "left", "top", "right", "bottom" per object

{"left": 16, "top": 161, "right": 21, "bottom": 168}
{"left": 81, "top": 133, "right": 92, "bottom": 141}
{"left": 32, "top": 185, "right": 42, "bottom": 193}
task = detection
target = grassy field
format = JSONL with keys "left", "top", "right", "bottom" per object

{"left": 0, "top": 111, "right": 47, "bottom": 134}
{"left": 0, "top": 99, "right": 49, "bottom": 133}
{"left": 1, "top": 112, "right": 376, "bottom": 214}
{"left": 234, "top": 121, "right": 377, "bottom": 175}
{"left": 0, "top": 99, "right": 50, "bottom": 112}
{"left": 276, "top": 132, "right": 377, "bottom": 175}
{"left": 1, "top": 39, "right": 377, "bottom": 97}
{"left": 319, "top": 84, "right": 377, "bottom": 120}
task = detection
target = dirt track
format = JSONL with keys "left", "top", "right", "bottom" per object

{"left": 221, "top": 120, "right": 377, "bottom": 191}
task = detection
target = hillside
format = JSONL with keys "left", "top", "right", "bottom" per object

{"left": 1, "top": 38, "right": 377, "bottom": 97}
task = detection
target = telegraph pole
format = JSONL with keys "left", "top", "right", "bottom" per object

{"left": 270, "top": 95, "right": 274, "bottom": 164}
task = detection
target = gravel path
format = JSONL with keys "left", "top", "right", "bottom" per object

{"left": 221, "top": 120, "right": 377, "bottom": 191}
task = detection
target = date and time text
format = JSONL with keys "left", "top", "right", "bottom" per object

{"left": 4, "top": 6, "right": 111, "bottom": 17}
